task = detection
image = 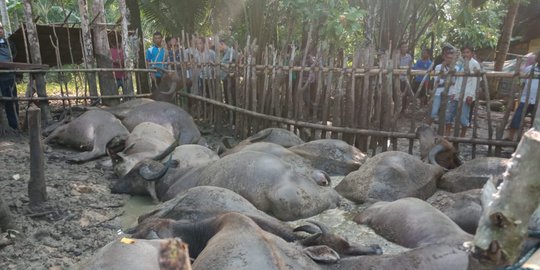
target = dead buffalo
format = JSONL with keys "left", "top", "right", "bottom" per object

{"left": 354, "top": 197, "right": 472, "bottom": 249}
{"left": 438, "top": 157, "right": 508, "bottom": 192}
{"left": 289, "top": 139, "right": 367, "bottom": 175}
{"left": 165, "top": 151, "right": 341, "bottom": 221}
{"left": 428, "top": 189, "right": 483, "bottom": 234}
{"left": 417, "top": 125, "right": 463, "bottom": 170}
{"left": 136, "top": 186, "right": 382, "bottom": 258}
{"left": 107, "top": 122, "right": 177, "bottom": 178}
{"left": 103, "top": 98, "right": 155, "bottom": 119}
{"left": 219, "top": 128, "right": 305, "bottom": 156}
{"left": 111, "top": 145, "right": 219, "bottom": 201}
{"left": 226, "top": 142, "right": 332, "bottom": 186}
{"left": 335, "top": 151, "right": 443, "bottom": 203}
{"left": 79, "top": 238, "right": 191, "bottom": 270}
{"left": 43, "top": 110, "right": 129, "bottom": 163}
{"left": 319, "top": 243, "right": 491, "bottom": 270}
{"left": 119, "top": 101, "right": 201, "bottom": 145}
{"left": 131, "top": 212, "right": 381, "bottom": 269}
{"left": 151, "top": 69, "right": 184, "bottom": 103}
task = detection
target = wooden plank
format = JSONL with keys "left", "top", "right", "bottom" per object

{"left": 180, "top": 93, "right": 520, "bottom": 147}
{"left": 0, "top": 62, "right": 49, "bottom": 70}
{"left": 480, "top": 68, "right": 495, "bottom": 155}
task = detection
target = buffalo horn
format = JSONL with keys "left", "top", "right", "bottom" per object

{"left": 293, "top": 224, "right": 321, "bottom": 234}
{"left": 428, "top": 143, "right": 448, "bottom": 171}
{"left": 307, "top": 220, "right": 330, "bottom": 234}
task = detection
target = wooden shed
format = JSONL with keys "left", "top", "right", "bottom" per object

{"left": 8, "top": 24, "right": 126, "bottom": 67}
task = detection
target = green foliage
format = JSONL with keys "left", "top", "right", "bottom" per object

{"left": 3, "top": 0, "right": 510, "bottom": 62}
{"left": 139, "top": 0, "right": 211, "bottom": 36}
{"left": 446, "top": 0, "right": 505, "bottom": 48}
{"left": 418, "top": 0, "right": 505, "bottom": 54}
{"left": 269, "top": 0, "right": 366, "bottom": 52}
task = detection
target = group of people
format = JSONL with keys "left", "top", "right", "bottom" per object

{"left": 398, "top": 43, "right": 480, "bottom": 137}
{"left": 145, "top": 31, "right": 237, "bottom": 106}
{"left": 400, "top": 42, "right": 538, "bottom": 139}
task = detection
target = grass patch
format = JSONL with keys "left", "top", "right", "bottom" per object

{"left": 15, "top": 73, "right": 92, "bottom": 97}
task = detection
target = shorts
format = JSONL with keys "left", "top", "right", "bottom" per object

{"left": 445, "top": 100, "right": 471, "bottom": 127}
{"left": 510, "top": 102, "right": 536, "bottom": 129}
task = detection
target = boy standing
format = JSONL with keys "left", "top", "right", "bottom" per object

{"left": 445, "top": 45, "right": 481, "bottom": 137}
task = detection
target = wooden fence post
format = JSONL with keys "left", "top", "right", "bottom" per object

{"left": 0, "top": 197, "right": 13, "bottom": 232}
{"left": 22, "top": 0, "right": 52, "bottom": 125}
{"left": 28, "top": 105, "right": 47, "bottom": 206}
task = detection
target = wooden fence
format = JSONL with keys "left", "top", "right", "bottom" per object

{"left": 1, "top": 44, "right": 537, "bottom": 159}
{"left": 164, "top": 42, "right": 536, "bottom": 159}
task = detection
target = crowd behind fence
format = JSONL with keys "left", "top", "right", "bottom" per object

{"left": 1, "top": 47, "right": 537, "bottom": 159}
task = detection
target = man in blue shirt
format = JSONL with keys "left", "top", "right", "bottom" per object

{"left": 146, "top": 31, "right": 167, "bottom": 89}
{"left": 413, "top": 48, "right": 433, "bottom": 106}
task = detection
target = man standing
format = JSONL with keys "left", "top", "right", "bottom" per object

{"left": 146, "top": 31, "right": 167, "bottom": 89}
{"left": 505, "top": 51, "right": 539, "bottom": 141}
{"left": 398, "top": 42, "right": 413, "bottom": 113}
{"left": 445, "top": 45, "right": 481, "bottom": 137}
{"left": 110, "top": 41, "right": 126, "bottom": 94}
{"left": 219, "top": 39, "right": 236, "bottom": 106}
{"left": 429, "top": 47, "right": 456, "bottom": 125}
{"left": 193, "top": 37, "right": 216, "bottom": 98}
{"left": 0, "top": 23, "right": 18, "bottom": 130}
{"left": 412, "top": 48, "right": 432, "bottom": 106}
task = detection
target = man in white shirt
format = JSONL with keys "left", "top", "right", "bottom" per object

{"left": 445, "top": 45, "right": 481, "bottom": 137}
{"left": 506, "top": 52, "right": 539, "bottom": 140}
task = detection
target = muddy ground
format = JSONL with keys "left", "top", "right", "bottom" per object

{"left": 0, "top": 136, "right": 128, "bottom": 270}
{"left": 0, "top": 101, "right": 521, "bottom": 269}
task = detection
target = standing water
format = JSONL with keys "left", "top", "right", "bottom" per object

{"left": 119, "top": 195, "right": 159, "bottom": 230}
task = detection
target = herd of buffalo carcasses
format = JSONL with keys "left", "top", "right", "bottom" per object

{"left": 41, "top": 98, "right": 536, "bottom": 270}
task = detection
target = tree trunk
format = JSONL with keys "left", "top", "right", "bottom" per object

{"left": 473, "top": 128, "right": 540, "bottom": 266}
{"left": 494, "top": 0, "right": 520, "bottom": 71}
{"left": 92, "top": 0, "right": 119, "bottom": 106}
{"left": 126, "top": 0, "right": 148, "bottom": 94}
{"left": 77, "top": 0, "right": 99, "bottom": 101}
{"left": 28, "top": 105, "right": 47, "bottom": 206}
{"left": 118, "top": 0, "right": 134, "bottom": 97}
{"left": 22, "top": 0, "right": 52, "bottom": 126}
{"left": 0, "top": 0, "right": 11, "bottom": 34}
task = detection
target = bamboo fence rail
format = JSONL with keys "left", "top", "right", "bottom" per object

{"left": 3, "top": 42, "right": 536, "bottom": 159}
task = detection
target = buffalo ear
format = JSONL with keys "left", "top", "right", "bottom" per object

{"left": 139, "top": 160, "right": 166, "bottom": 181}
{"left": 303, "top": 245, "right": 340, "bottom": 263}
